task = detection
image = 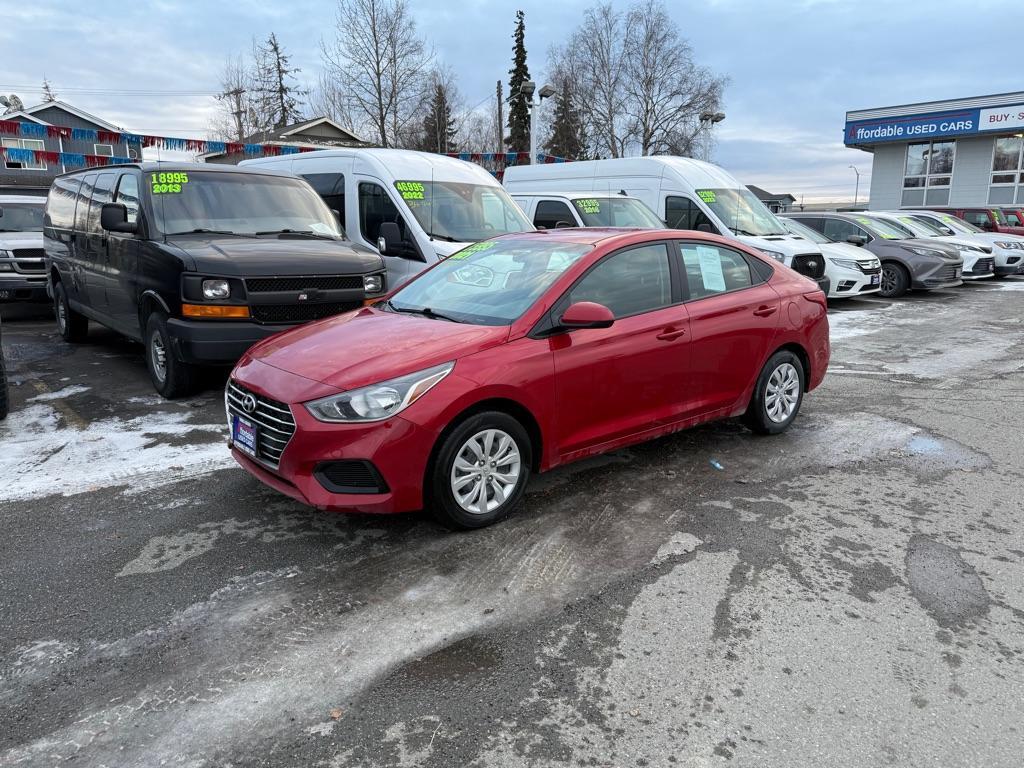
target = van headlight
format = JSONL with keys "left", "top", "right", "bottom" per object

{"left": 202, "top": 279, "right": 231, "bottom": 299}
{"left": 304, "top": 362, "right": 454, "bottom": 422}
{"left": 759, "top": 249, "right": 786, "bottom": 262}
{"left": 363, "top": 274, "right": 384, "bottom": 293}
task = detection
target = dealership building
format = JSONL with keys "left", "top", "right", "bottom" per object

{"left": 845, "top": 91, "right": 1024, "bottom": 210}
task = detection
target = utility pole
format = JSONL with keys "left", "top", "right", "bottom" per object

{"left": 849, "top": 165, "right": 861, "bottom": 208}
{"left": 219, "top": 87, "right": 246, "bottom": 142}
{"left": 495, "top": 80, "right": 503, "bottom": 154}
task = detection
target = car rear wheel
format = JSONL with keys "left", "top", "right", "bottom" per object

{"left": 54, "top": 281, "right": 89, "bottom": 342}
{"left": 145, "top": 311, "right": 196, "bottom": 399}
{"left": 743, "top": 350, "right": 805, "bottom": 435}
{"left": 430, "top": 411, "right": 532, "bottom": 529}
{"left": 879, "top": 262, "right": 910, "bottom": 298}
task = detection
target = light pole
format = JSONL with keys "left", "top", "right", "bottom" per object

{"left": 849, "top": 165, "right": 861, "bottom": 208}
{"left": 519, "top": 81, "right": 556, "bottom": 165}
{"left": 698, "top": 111, "right": 725, "bottom": 161}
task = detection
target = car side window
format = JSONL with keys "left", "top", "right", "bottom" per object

{"left": 821, "top": 218, "right": 865, "bottom": 242}
{"left": 114, "top": 173, "right": 141, "bottom": 226}
{"left": 665, "top": 196, "right": 716, "bottom": 233}
{"left": 567, "top": 243, "right": 672, "bottom": 319}
{"left": 301, "top": 173, "right": 345, "bottom": 227}
{"left": 74, "top": 174, "right": 97, "bottom": 233}
{"left": 358, "top": 182, "right": 409, "bottom": 247}
{"left": 534, "top": 200, "right": 576, "bottom": 229}
{"left": 963, "top": 210, "right": 990, "bottom": 227}
{"left": 679, "top": 243, "right": 752, "bottom": 300}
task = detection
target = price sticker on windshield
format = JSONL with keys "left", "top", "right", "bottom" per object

{"left": 448, "top": 241, "right": 495, "bottom": 260}
{"left": 696, "top": 190, "right": 717, "bottom": 204}
{"left": 575, "top": 198, "right": 601, "bottom": 214}
{"left": 151, "top": 171, "right": 189, "bottom": 195}
{"left": 395, "top": 181, "right": 425, "bottom": 200}
{"left": 856, "top": 216, "right": 895, "bottom": 238}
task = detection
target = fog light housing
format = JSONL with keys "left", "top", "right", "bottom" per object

{"left": 363, "top": 274, "right": 384, "bottom": 293}
{"left": 202, "top": 279, "right": 230, "bottom": 299}
{"left": 0, "top": 263, "right": 11, "bottom": 272}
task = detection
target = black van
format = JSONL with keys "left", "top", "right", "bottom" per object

{"left": 44, "top": 163, "right": 387, "bottom": 398}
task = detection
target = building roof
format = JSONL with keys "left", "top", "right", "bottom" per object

{"left": 846, "top": 91, "right": 1024, "bottom": 122}
{"left": 746, "top": 184, "right": 796, "bottom": 203}
{"left": 19, "top": 100, "right": 125, "bottom": 131}
{"left": 199, "top": 117, "right": 366, "bottom": 160}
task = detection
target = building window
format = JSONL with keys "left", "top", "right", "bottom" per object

{"left": 989, "top": 137, "right": 1024, "bottom": 205}
{"left": 2, "top": 138, "right": 46, "bottom": 170}
{"left": 94, "top": 144, "right": 114, "bottom": 157}
{"left": 903, "top": 140, "right": 955, "bottom": 207}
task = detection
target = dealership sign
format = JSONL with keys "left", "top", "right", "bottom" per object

{"left": 845, "top": 103, "right": 1024, "bottom": 145}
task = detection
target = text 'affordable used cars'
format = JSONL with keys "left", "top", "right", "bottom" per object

{"left": 227, "top": 229, "right": 830, "bottom": 529}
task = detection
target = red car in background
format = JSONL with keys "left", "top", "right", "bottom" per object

{"left": 1000, "top": 208, "right": 1024, "bottom": 229}
{"left": 935, "top": 207, "right": 1024, "bottom": 236}
{"left": 227, "top": 229, "right": 829, "bottom": 529}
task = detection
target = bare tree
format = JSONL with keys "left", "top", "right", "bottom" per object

{"left": 308, "top": 72, "right": 359, "bottom": 134}
{"left": 211, "top": 55, "right": 256, "bottom": 141}
{"left": 320, "top": 0, "right": 433, "bottom": 148}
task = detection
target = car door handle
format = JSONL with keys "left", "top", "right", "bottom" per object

{"left": 752, "top": 305, "right": 778, "bottom": 317}
{"left": 656, "top": 326, "right": 688, "bottom": 341}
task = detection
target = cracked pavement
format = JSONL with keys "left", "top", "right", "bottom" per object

{"left": 1, "top": 279, "right": 1023, "bottom": 767}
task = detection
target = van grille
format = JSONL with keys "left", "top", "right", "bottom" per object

{"left": 226, "top": 381, "right": 295, "bottom": 469}
{"left": 792, "top": 253, "right": 825, "bottom": 279}
{"left": 250, "top": 301, "right": 362, "bottom": 324}
{"left": 245, "top": 275, "right": 363, "bottom": 293}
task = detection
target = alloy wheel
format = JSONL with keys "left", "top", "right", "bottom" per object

{"left": 450, "top": 428, "right": 522, "bottom": 514}
{"left": 56, "top": 296, "right": 67, "bottom": 333}
{"left": 765, "top": 362, "right": 800, "bottom": 423}
{"left": 880, "top": 265, "right": 899, "bottom": 295}
{"left": 150, "top": 331, "right": 167, "bottom": 383}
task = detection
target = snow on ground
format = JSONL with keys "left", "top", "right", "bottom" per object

{"left": 26, "top": 385, "right": 92, "bottom": 402}
{"left": 0, "top": 404, "right": 233, "bottom": 502}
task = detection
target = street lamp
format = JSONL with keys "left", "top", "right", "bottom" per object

{"left": 849, "top": 165, "right": 861, "bottom": 208}
{"left": 698, "top": 111, "right": 726, "bottom": 161}
{"left": 518, "top": 81, "right": 556, "bottom": 165}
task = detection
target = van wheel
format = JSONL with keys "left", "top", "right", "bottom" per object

{"left": 0, "top": 345, "right": 8, "bottom": 420}
{"left": 54, "top": 281, "right": 88, "bottom": 342}
{"left": 743, "top": 350, "right": 805, "bottom": 435}
{"left": 145, "top": 311, "right": 196, "bottom": 399}
{"left": 879, "top": 262, "right": 909, "bottom": 298}
{"left": 429, "top": 411, "right": 532, "bottom": 529}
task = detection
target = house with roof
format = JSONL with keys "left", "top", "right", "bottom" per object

{"left": 200, "top": 117, "right": 369, "bottom": 164}
{"left": 746, "top": 184, "right": 797, "bottom": 213}
{"left": 1, "top": 100, "right": 142, "bottom": 194}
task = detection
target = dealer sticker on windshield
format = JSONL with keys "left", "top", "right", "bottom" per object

{"left": 151, "top": 171, "right": 189, "bottom": 195}
{"left": 696, "top": 190, "right": 717, "bottom": 204}
{"left": 575, "top": 198, "right": 601, "bottom": 214}
{"left": 395, "top": 181, "right": 425, "bottom": 200}
{"left": 447, "top": 241, "right": 495, "bottom": 260}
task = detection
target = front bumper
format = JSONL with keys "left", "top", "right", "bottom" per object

{"left": 167, "top": 318, "right": 291, "bottom": 365}
{"left": 826, "top": 263, "right": 880, "bottom": 298}
{"left": 960, "top": 254, "right": 995, "bottom": 280}
{"left": 912, "top": 261, "right": 963, "bottom": 290}
{"left": 0, "top": 274, "right": 48, "bottom": 302}
{"left": 993, "top": 252, "right": 1023, "bottom": 275}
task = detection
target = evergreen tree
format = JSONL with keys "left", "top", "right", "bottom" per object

{"left": 254, "top": 33, "right": 307, "bottom": 129}
{"left": 506, "top": 10, "right": 531, "bottom": 152}
{"left": 41, "top": 77, "right": 58, "bottom": 102}
{"left": 418, "top": 82, "right": 458, "bottom": 154}
{"left": 545, "top": 80, "right": 585, "bottom": 160}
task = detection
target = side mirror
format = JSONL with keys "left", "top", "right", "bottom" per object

{"left": 846, "top": 234, "right": 867, "bottom": 246}
{"left": 981, "top": 220, "right": 995, "bottom": 231}
{"left": 559, "top": 301, "right": 615, "bottom": 330}
{"left": 377, "top": 221, "right": 403, "bottom": 255}
{"left": 100, "top": 203, "right": 137, "bottom": 234}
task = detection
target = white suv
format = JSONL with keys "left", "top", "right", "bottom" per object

{"left": 779, "top": 217, "right": 881, "bottom": 298}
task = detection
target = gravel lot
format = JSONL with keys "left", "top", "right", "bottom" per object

{"left": 2, "top": 279, "right": 1023, "bottom": 767}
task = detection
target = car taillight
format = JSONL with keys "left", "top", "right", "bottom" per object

{"left": 802, "top": 292, "right": 827, "bottom": 311}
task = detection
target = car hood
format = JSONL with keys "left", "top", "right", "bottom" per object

{"left": 245, "top": 307, "right": 510, "bottom": 391}
{"left": 432, "top": 240, "right": 474, "bottom": 259}
{"left": 165, "top": 235, "right": 385, "bottom": 276}
{"left": 820, "top": 241, "right": 875, "bottom": 261}
{"left": 735, "top": 233, "right": 822, "bottom": 257}
{"left": 0, "top": 232, "right": 43, "bottom": 250}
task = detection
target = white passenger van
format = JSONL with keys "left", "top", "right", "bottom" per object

{"left": 242, "top": 149, "right": 533, "bottom": 288}
{"left": 504, "top": 156, "right": 829, "bottom": 292}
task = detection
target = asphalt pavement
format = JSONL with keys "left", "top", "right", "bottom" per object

{"left": 1, "top": 280, "right": 1023, "bottom": 767}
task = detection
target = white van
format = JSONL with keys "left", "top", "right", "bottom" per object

{"left": 242, "top": 149, "right": 533, "bottom": 288}
{"left": 510, "top": 191, "right": 664, "bottom": 229}
{"left": 504, "top": 156, "right": 829, "bottom": 292}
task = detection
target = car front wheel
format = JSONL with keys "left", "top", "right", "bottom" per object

{"left": 879, "top": 262, "right": 910, "bottom": 298}
{"left": 743, "top": 350, "right": 805, "bottom": 435}
{"left": 430, "top": 411, "right": 532, "bottom": 529}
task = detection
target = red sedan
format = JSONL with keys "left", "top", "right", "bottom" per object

{"left": 227, "top": 229, "right": 829, "bottom": 528}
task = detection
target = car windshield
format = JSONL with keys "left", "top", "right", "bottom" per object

{"left": 854, "top": 215, "right": 908, "bottom": 240}
{"left": 394, "top": 180, "right": 532, "bottom": 242}
{"left": 872, "top": 216, "right": 917, "bottom": 238}
{"left": 695, "top": 187, "right": 786, "bottom": 236}
{"left": 780, "top": 217, "right": 829, "bottom": 245}
{"left": 571, "top": 197, "right": 664, "bottom": 228}
{"left": 386, "top": 239, "right": 592, "bottom": 326}
{"left": 935, "top": 214, "right": 982, "bottom": 234}
{"left": 150, "top": 171, "right": 342, "bottom": 238}
{"left": 0, "top": 203, "right": 44, "bottom": 232}
{"left": 896, "top": 215, "right": 944, "bottom": 236}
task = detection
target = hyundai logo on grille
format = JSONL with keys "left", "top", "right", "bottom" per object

{"left": 241, "top": 394, "right": 257, "bottom": 413}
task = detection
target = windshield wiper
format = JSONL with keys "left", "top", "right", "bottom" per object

{"left": 254, "top": 228, "right": 335, "bottom": 239}
{"left": 425, "top": 231, "right": 458, "bottom": 242}
{"left": 386, "top": 300, "right": 461, "bottom": 323}
{"left": 167, "top": 228, "right": 241, "bottom": 236}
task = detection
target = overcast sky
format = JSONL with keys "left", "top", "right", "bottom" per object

{"left": 3, "top": 0, "right": 1020, "bottom": 202}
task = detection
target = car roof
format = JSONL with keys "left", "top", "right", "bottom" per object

{"left": 56, "top": 161, "right": 297, "bottom": 180}
{"left": 0, "top": 195, "right": 44, "bottom": 205}
{"left": 493, "top": 227, "right": 720, "bottom": 248}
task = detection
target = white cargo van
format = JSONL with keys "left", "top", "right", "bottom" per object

{"left": 242, "top": 149, "right": 533, "bottom": 288}
{"left": 510, "top": 191, "right": 664, "bottom": 229}
{"left": 504, "top": 156, "right": 828, "bottom": 292}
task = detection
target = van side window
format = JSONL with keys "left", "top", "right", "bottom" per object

{"left": 679, "top": 243, "right": 752, "bottom": 300}
{"left": 665, "top": 196, "right": 716, "bottom": 233}
{"left": 87, "top": 173, "right": 116, "bottom": 234}
{"left": 114, "top": 174, "right": 141, "bottom": 226}
{"left": 301, "top": 173, "right": 345, "bottom": 227}
{"left": 48, "top": 176, "right": 82, "bottom": 231}
{"left": 534, "top": 200, "right": 576, "bottom": 229}
{"left": 358, "top": 182, "right": 407, "bottom": 246}
{"left": 75, "top": 174, "right": 98, "bottom": 232}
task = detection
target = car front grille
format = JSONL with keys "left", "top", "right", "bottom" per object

{"left": 11, "top": 248, "right": 45, "bottom": 274}
{"left": 935, "top": 264, "right": 961, "bottom": 282}
{"left": 792, "top": 253, "right": 825, "bottom": 278}
{"left": 250, "top": 301, "right": 362, "bottom": 324}
{"left": 857, "top": 258, "right": 881, "bottom": 274}
{"left": 226, "top": 380, "right": 296, "bottom": 469}
{"left": 967, "top": 257, "right": 994, "bottom": 275}
{"left": 314, "top": 460, "right": 389, "bottom": 494}
{"left": 245, "top": 275, "right": 364, "bottom": 292}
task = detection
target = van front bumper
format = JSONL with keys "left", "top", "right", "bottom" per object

{"left": 167, "top": 318, "right": 288, "bottom": 365}
{"left": 0, "top": 274, "right": 48, "bottom": 302}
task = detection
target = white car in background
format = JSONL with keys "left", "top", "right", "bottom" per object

{"left": 899, "top": 210, "right": 1024, "bottom": 277}
{"left": 865, "top": 212, "right": 994, "bottom": 280}
{"left": 778, "top": 216, "right": 881, "bottom": 298}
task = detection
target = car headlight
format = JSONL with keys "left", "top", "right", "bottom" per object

{"left": 759, "top": 249, "right": 786, "bottom": 262}
{"left": 906, "top": 246, "right": 947, "bottom": 257}
{"left": 994, "top": 241, "right": 1022, "bottom": 249}
{"left": 953, "top": 243, "right": 982, "bottom": 253}
{"left": 202, "top": 279, "right": 231, "bottom": 299}
{"left": 304, "top": 362, "right": 454, "bottom": 422}
{"left": 828, "top": 257, "right": 861, "bottom": 270}
{"left": 363, "top": 274, "right": 384, "bottom": 293}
